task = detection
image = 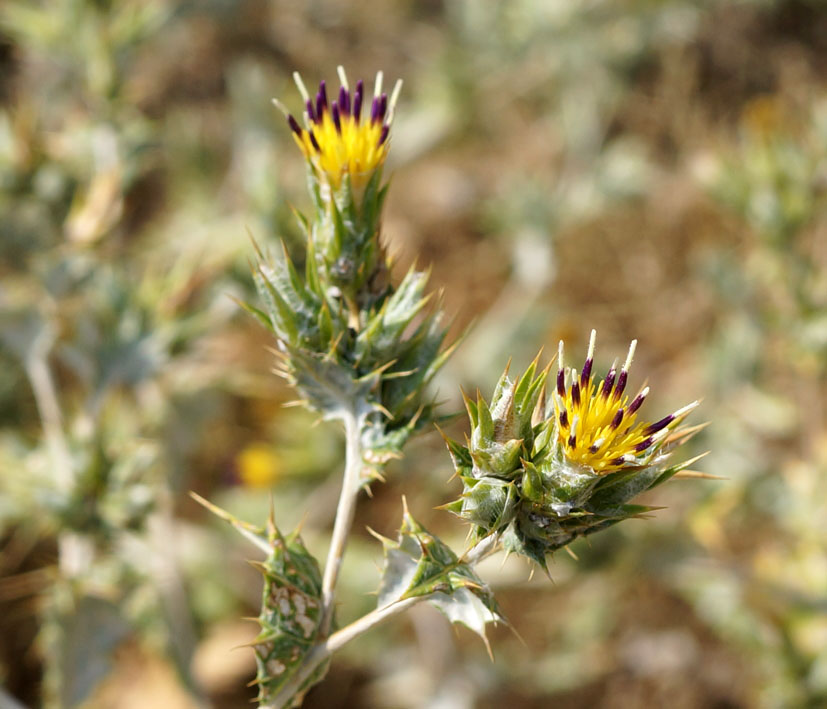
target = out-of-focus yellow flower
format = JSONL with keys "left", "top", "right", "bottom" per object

{"left": 237, "top": 443, "right": 282, "bottom": 488}
{"left": 275, "top": 66, "right": 401, "bottom": 190}
{"left": 554, "top": 331, "right": 698, "bottom": 474}
{"left": 741, "top": 94, "right": 785, "bottom": 139}
{"left": 65, "top": 167, "right": 123, "bottom": 244}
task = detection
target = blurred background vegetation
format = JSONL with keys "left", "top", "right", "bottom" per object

{"left": 1, "top": 0, "right": 825, "bottom": 707}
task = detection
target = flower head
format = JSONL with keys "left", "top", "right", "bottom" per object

{"left": 554, "top": 331, "right": 698, "bottom": 473}
{"left": 276, "top": 66, "right": 401, "bottom": 191}
{"left": 442, "top": 331, "right": 704, "bottom": 568}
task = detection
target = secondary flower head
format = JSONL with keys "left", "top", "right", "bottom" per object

{"left": 275, "top": 66, "right": 402, "bottom": 191}
{"left": 443, "top": 331, "right": 704, "bottom": 568}
{"left": 554, "top": 330, "right": 698, "bottom": 474}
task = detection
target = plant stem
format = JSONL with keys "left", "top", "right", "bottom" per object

{"left": 319, "top": 410, "right": 363, "bottom": 637}
{"left": 26, "top": 351, "right": 95, "bottom": 580}
{"left": 26, "top": 352, "right": 72, "bottom": 495}
{"left": 261, "top": 534, "right": 502, "bottom": 709}
{"left": 261, "top": 596, "right": 424, "bottom": 709}
{"left": 0, "top": 685, "right": 28, "bottom": 709}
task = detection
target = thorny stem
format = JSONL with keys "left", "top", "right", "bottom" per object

{"left": 261, "top": 534, "right": 502, "bottom": 709}
{"left": 319, "top": 410, "right": 363, "bottom": 637}
{"left": 25, "top": 351, "right": 95, "bottom": 579}
{"left": 25, "top": 352, "right": 72, "bottom": 495}
{"left": 0, "top": 686, "right": 27, "bottom": 709}
{"left": 262, "top": 596, "right": 423, "bottom": 709}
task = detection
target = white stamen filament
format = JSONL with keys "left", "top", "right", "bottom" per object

{"left": 672, "top": 400, "right": 700, "bottom": 418}
{"left": 293, "top": 71, "right": 310, "bottom": 103}
{"left": 387, "top": 79, "right": 403, "bottom": 124}
{"left": 271, "top": 98, "right": 290, "bottom": 117}
{"left": 622, "top": 339, "right": 637, "bottom": 373}
{"left": 336, "top": 65, "right": 349, "bottom": 92}
{"left": 587, "top": 329, "right": 596, "bottom": 361}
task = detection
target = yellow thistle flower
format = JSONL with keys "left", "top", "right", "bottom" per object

{"left": 554, "top": 330, "right": 698, "bottom": 474}
{"left": 237, "top": 443, "right": 282, "bottom": 488}
{"left": 275, "top": 66, "right": 402, "bottom": 191}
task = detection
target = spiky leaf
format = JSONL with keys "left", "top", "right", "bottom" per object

{"left": 376, "top": 503, "right": 503, "bottom": 643}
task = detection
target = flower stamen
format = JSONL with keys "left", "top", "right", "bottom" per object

{"left": 276, "top": 66, "right": 402, "bottom": 190}
{"left": 553, "top": 334, "right": 697, "bottom": 474}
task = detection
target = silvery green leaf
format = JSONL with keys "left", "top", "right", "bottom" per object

{"left": 427, "top": 587, "right": 499, "bottom": 644}
{"left": 54, "top": 595, "right": 131, "bottom": 708}
{"left": 376, "top": 503, "right": 504, "bottom": 643}
{"left": 0, "top": 307, "right": 53, "bottom": 362}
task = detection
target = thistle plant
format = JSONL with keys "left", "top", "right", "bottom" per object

{"left": 198, "top": 67, "right": 705, "bottom": 708}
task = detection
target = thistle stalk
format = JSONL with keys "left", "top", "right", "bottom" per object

{"left": 261, "top": 533, "right": 500, "bottom": 709}
{"left": 319, "top": 409, "right": 364, "bottom": 636}
{"left": 25, "top": 348, "right": 95, "bottom": 579}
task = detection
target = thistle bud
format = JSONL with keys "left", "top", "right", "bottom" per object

{"left": 253, "top": 69, "right": 454, "bottom": 492}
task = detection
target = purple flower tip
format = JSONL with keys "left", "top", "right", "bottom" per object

{"left": 635, "top": 437, "right": 654, "bottom": 452}
{"left": 338, "top": 86, "right": 350, "bottom": 116}
{"left": 644, "top": 415, "right": 674, "bottom": 435}
{"left": 628, "top": 392, "right": 646, "bottom": 414}
{"left": 601, "top": 369, "right": 616, "bottom": 398}
{"left": 287, "top": 115, "right": 302, "bottom": 135}
{"left": 581, "top": 358, "right": 592, "bottom": 387}
{"left": 571, "top": 381, "right": 581, "bottom": 407}
{"left": 614, "top": 370, "right": 628, "bottom": 398}
{"left": 353, "top": 92, "right": 362, "bottom": 123}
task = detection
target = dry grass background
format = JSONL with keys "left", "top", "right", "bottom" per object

{"left": 1, "top": 1, "right": 826, "bottom": 707}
